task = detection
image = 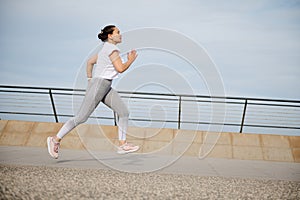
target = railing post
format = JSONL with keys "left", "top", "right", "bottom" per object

{"left": 113, "top": 112, "right": 117, "bottom": 126}
{"left": 240, "top": 99, "right": 248, "bottom": 133}
{"left": 178, "top": 96, "right": 182, "bottom": 129}
{"left": 49, "top": 89, "right": 58, "bottom": 123}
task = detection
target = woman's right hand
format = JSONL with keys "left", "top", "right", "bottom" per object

{"left": 127, "top": 50, "right": 138, "bottom": 63}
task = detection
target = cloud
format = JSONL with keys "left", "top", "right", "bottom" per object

{"left": 0, "top": 0, "right": 299, "bottom": 99}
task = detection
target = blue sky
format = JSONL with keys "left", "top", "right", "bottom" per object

{"left": 0, "top": 0, "right": 300, "bottom": 99}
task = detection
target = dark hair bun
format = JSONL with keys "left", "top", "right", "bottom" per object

{"left": 98, "top": 25, "right": 116, "bottom": 42}
{"left": 97, "top": 32, "right": 106, "bottom": 41}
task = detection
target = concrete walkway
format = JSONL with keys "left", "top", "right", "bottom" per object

{"left": 1, "top": 146, "right": 300, "bottom": 199}
{"left": 1, "top": 146, "right": 300, "bottom": 181}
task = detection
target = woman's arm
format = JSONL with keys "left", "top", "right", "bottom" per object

{"left": 86, "top": 54, "right": 98, "bottom": 78}
{"left": 109, "top": 50, "right": 137, "bottom": 73}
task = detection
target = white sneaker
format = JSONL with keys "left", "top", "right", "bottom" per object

{"left": 47, "top": 137, "right": 60, "bottom": 159}
{"left": 117, "top": 143, "right": 140, "bottom": 154}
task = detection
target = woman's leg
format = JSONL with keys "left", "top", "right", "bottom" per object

{"left": 103, "top": 88, "right": 139, "bottom": 154}
{"left": 102, "top": 88, "right": 129, "bottom": 144}
{"left": 56, "top": 78, "right": 112, "bottom": 139}
{"left": 47, "top": 78, "right": 112, "bottom": 158}
{"left": 56, "top": 79, "right": 111, "bottom": 139}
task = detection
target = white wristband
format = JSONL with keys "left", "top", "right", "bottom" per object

{"left": 87, "top": 77, "right": 92, "bottom": 81}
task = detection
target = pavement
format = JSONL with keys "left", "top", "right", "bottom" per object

{"left": 0, "top": 145, "right": 300, "bottom": 199}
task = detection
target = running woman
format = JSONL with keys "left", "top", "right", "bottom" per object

{"left": 47, "top": 25, "right": 139, "bottom": 159}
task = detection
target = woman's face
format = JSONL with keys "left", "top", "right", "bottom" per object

{"left": 109, "top": 27, "right": 122, "bottom": 44}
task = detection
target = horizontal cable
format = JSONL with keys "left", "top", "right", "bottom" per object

{"left": 0, "top": 85, "right": 299, "bottom": 133}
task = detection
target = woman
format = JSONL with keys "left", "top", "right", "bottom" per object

{"left": 47, "top": 25, "right": 139, "bottom": 159}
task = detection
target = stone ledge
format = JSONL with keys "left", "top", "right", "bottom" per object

{"left": 0, "top": 120, "right": 299, "bottom": 162}
{"left": 232, "top": 133, "right": 261, "bottom": 146}
{"left": 0, "top": 120, "right": 35, "bottom": 146}
{"left": 289, "top": 136, "right": 300, "bottom": 148}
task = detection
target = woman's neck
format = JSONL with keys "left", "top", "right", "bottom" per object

{"left": 107, "top": 40, "right": 117, "bottom": 45}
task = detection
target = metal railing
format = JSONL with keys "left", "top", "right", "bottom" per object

{"left": 0, "top": 85, "right": 300, "bottom": 134}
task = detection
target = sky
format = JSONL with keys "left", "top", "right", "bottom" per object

{"left": 0, "top": 0, "right": 300, "bottom": 100}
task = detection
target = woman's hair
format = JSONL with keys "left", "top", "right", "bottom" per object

{"left": 98, "top": 25, "right": 116, "bottom": 42}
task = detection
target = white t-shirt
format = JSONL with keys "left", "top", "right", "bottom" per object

{"left": 93, "top": 42, "right": 120, "bottom": 79}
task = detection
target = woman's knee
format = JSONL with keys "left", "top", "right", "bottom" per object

{"left": 118, "top": 109, "right": 129, "bottom": 119}
{"left": 74, "top": 115, "right": 88, "bottom": 125}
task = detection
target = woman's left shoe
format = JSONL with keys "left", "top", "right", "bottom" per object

{"left": 117, "top": 143, "right": 140, "bottom": 154}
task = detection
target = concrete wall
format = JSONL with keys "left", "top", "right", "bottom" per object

{"left": 0, "top": 120, "right": 299, "bottom": 162}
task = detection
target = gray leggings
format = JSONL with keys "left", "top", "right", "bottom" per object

{"left": 56, "top": 77, "right": 129, "bottom": 141}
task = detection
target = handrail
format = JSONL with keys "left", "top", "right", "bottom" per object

{"left": 1, "top": 85, "right": 300, "bottom": 103}
{"left": 0, "top": 85, "right": 299, "bottom": 135}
